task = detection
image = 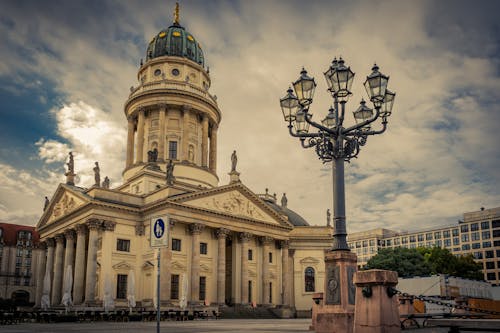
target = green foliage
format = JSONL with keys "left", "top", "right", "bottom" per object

{"left": 365, "top": 246, "right": 483, "bottom": 280}
{"left": 364, "top": 247, "right": 431, "bottom": 278}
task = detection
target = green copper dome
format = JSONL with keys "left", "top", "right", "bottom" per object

{"left": 146, "top": 22, "right": 205, "bottom": 67}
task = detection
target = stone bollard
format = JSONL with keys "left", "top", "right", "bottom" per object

{"left": 398, "top": 295, "right": 415, "bottom": 317}
{"left": 353, "top": 269, "right": 400, "bottom": 333}
{"left": 310, "top": 292, "right": 323, "bottom": 331}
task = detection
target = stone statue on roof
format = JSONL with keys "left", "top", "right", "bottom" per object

{"left": 281, "top": 193, "right": 288, "bottom": 208}
{"left": 327, "top": 209, "right": 331, "bottom": 226}
{"left": 102, "top": 176, "right": 110, "bottom": 189}
{"left": 66, "top": 152, "right": 74, "bottom": 174}
{"left": 93, "top": 162, "right": 100, "bottom": 187}
{"left": 231, "top": 150, "right": 237, "bottom": 172}
{"left": 166, "top": 159, "right": 175, "bottom": 185}
{"left": 44, "top": 196, "right": 50, "bottom": 211}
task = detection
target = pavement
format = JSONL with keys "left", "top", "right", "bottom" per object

{"left": 0, "top": 318, "right": 487, "bottom": 333}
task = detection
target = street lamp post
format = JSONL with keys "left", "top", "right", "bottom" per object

{"left": 280, "top": 58, "right": 395, "bottom": 251}
{"left": 279, "top": 58, "right": 395, "bottom": 331}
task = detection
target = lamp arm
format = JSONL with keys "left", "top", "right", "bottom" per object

{"left": 342, "top": 106, "right": 381, "bottom": 134}
{"left": 287, "top": 124, "right": 322, "bottom": 138}
{"left": 300, "top": 137, "right": 319, "bottom": 149}
{"left": 303, "top": 110, "right": 337, "bottom": 136}
{"left": 363, "top": 119, "right": 388, "bottom": 136}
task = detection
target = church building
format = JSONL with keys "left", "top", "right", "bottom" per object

{"left": 35, "top": 7, "right": 332, "bottom": 317}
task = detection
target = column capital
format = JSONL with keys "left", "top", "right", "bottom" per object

{"left": 102, "top": 220, "right": 116, "bottom": 231}
{"left": 75, "top": 224, "right": 87, "bottom": 235}
{"left": 135, "top": 223, "right": 145, "bottom": 236}
{"left": 86, "top": 218, "right": 102, "bottom": 230}
{"left": 158, "top": 103, "right": 167, "bottom": 109}
{"left": 215, "top": 228, "right": 230, "bottom": 239}
{"left": 45, "top": 238, "right": 55, "bottom": 247}
{"left": 239, "top": 232, "right": 252, "bottom": 243}
{"left": 279, "top": 240, "right": 290, "bottom": 249}
{"left": 54, "top": 234, "right": 65, "bottom": 243}
{"left": 35, "top": 241, "right": 47, "bottom": 250}
{"left": 188, "top": 223, "right": 205, "bottom": 235}
{"left": 260, "top": 236, "right": 274, "bottom": 245}
{"left": 64, "top": 229, "right": 76, "bottom": 240}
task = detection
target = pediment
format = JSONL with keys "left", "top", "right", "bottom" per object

{"left": 177, "top": 187, "right": 285, "bottom": 226}
{"left": 38, "top": 184, "right": 89, "bottom": 228}
{"left": 200, "top": 263, "right": 211, "bottom": 273}
{"left": 299, "top": 257, "right": 321, "bottom": 265}
{"left": 142, "top": 261, "right": 155, "bottom": 270}
{"left": 171, "top": 261, "right": 186, "bottom": 271}
{"left": 113, "top": 261, "right": 132, "bottom": 271}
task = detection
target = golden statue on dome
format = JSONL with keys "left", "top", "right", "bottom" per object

{"left": 173, "top": 2, "right": 180, "bottom": 25}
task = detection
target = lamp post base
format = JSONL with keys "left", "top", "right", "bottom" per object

{"left": 311, "top": 250, "right": 357, "bottom": 333}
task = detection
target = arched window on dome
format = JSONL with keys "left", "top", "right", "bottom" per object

{"left": 305, "top": 267, "right": 315, "bottom": 292}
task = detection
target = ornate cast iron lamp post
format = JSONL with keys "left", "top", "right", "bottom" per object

{"left": 279, "top": 58, "right": 396, "bottom": 251}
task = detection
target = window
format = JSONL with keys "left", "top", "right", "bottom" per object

{"left": 453, "top": 237, "right": 460, "bottom": 245}
{"left": 172, "top": 238, "right": 181, "bottom": 251}
{"left": 486, "top": 262, "right": 495, "bottom": 269}
{"left": 116, "top": 274, "right": 128, "bottom": 299}
{"left": 493, "top": 230, "right": 500, "bottom": 237}
{"left": 0, "top": 228, "right": 3, "bottom": 238}
{"left": 444, "top": 239, "right": 451, "bottom": 247}
{"left": 495, "top": 240, "right": 500, "bottom": 246}
{"left": 443, "top": 230, "right": 450, "bottom": 238}
{"left": 269, "top": 252, "right": 273, "bottom": 263}
{"left": 171, "top": 274, "right": 179, "bottom": 299}
{"left": 369, "top": 239, "right": 375, "bottom": 246}
{"left": 436, "top": 240, "right": 442, "bottom": 247}
{"left": 471, "top": 223, "right": 479, "bottom": 231}
{"left": 418, "top": 234, "right": 424, "bottom": 242}
{"left": 485, "top": 251, "right": 494, "bottom": 259}
{"left": 394, "top": 238, "right": 400, "bottom": 246}
{"left": 168, "top": 141, "right": 178, "bottom": 160}
{"left": 426, "top": 233, "right": 433, "bottom": 240}
{"left": 248, "top": 281, "right": 252, "bottom": 303}
{"left": 483, "top": 241, "right": 492, "bottom": 248}
{"left": 482, "top": 231, "right": 491, "bottom": 239}
{"left": 401, "top": 237, "right": 408, "bottom": 244}
{"left": 200, "top": 242, "right": 208, "bottom": 255}
{"left": 248, "top": 249, "right": 253, "bottom": 261}
{"left": 462, "top": 244, "right": 470, "bottom": 250}
{"left": 410, "top": 236, "right": 416, "bottom": 243}
{"left": 269, "top": 282, "right": 273, "bottom": 303}
{"left": 362, "top": 240, "right": 368, "bottom": 247}
{"left": 487, "top": 272, "right": 496, "bottom": 281}
{"left": 117, "top": 239, "right": 130, "bottom": 252}
{"left": 305, "top": 267, "right": 315, "bottom": 292}
{"left": 492, "top": 220, "right": 500, "bottom": 228}
{"left": 471, "top": 232, "right": 480, "bottom": 241}
{"left": 199, "top": 276, "right": 206, "bottom": 301}
{"left": 472, "top": 243, "right": 481, "bottom": 249}
{"left": 473, "top": 252, "right": 483, "bottom": 259}
{"left": 461, "top": 234, "right": 469, "bottom": 242}
{"left": 452, "top": 229, "right": 459, "bottom": 236}
{"left": 386, "top": 239, "right": 392, "bottom": 246}
{"left": 481, "top": 221, "right": 490, "bottom": 230}
{"left": 355, "top": 242, "right": 361, "bottom": 248}
{"left": 434, "top": 232, "right": 441, "bottom": 239}
{"left": 461, "top": 225, "right": 469, "bottom": 232}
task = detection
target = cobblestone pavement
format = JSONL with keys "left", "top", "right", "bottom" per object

{"left": 0, "top": 318, "right": 467, "bottom": 333}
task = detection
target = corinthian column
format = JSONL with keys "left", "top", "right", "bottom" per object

{"left": 61, "top": 230, "right": 75, "bottom": 303}
{"left": 44, "top": 238, "right": 55, "bottom": 301}
{"left": 209, "top": 124, "right": 218, "bottom": 173}
{"left": 158, "top": 104, "right": 166, "bottom": 161}
{"left": 280, "top": 240, "right": 291, "bottom": 306}
{"left": 136, "top": 109, "right": 145, "bottom": 163}
{"left": 215, "top": 228, "right": 229, "bottom": 305}
{"left": 73, "top": 224, "right": 87, "bottom": 304}
{"left": 201, "top": 115, "right": 209, "bottom": 167}
{"left": 189, "top": 223, "right": 204, "bottom": 304}
{"left": 181, "top": 106, "right": 190, "bottom": 162}
{"left": 51, "top": 234, "right": 65, "bottom": 305}
{"left": 126, "top": 117, "right": 135, "bottom": 167}
{"left": 99, "top": 220, "right": 116, "bottom": 297}
{"left": 261, "top": 236, "right": 273, "bottom": 305}
{"left": 34, "top": 242, "right": 47, "bottom": 307}
{"left": 239, "top": 232, "right": 252, "bottom": 305}
{"left": 85, "top": 219, "right": 101, "bottom": 304}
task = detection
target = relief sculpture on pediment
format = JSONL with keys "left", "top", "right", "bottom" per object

{"left": 203, "top": 192, "right": 265, "bottom": 220}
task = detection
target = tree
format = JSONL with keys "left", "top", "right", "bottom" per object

{"left": 365, "top": 246, "right": 483, "bottom": 281}
{"left": 364, "top": 248, "right": 431, "bottom": 278}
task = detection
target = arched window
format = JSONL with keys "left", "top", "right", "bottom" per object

{"left": 305, "top": 267, "right": 315, "bottom": 292}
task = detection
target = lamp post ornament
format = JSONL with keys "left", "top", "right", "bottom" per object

{"left": 279, "top": 57, "right": 395, "bottom": 251}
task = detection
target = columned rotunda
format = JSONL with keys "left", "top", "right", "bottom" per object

{"left": 35, "top": 8, "right": 332, "bottom": 317}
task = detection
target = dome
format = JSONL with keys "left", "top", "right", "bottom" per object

{"left": 146, "top": 22, "right": 205, "bottom": 67}
{"left": 265, "top": 201, "right": 310, "bottom": 227}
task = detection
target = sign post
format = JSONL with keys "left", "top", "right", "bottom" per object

{"left": 150, "top": 216, "right": 169, "bottom": 333}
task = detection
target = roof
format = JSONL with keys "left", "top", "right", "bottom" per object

{"left": 0, "top": 223, "right": 39, "bottom": 246}
{"left": 265, "top": 201, "right": 310, "bottom": 227}
{"left": 146, "top": 22, "right": 205, "bottom": 66}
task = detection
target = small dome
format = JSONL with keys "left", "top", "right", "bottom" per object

{"left": 266, "top": 201, "right": 310, "bottom": 227}
{"left": 146, "top": 22, "right": 205, "bottom": 67}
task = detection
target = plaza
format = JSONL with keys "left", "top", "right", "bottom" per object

{"left": 0, "top": 319, "right": 455, "bottom": 333}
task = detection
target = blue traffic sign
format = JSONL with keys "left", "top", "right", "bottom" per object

{"left": 154, "top": 218, "right": 165, "bottom": 238}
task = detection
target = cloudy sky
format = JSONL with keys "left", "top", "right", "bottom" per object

{"left": 0, "top": 0, "right": 499, "bottom": 233}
